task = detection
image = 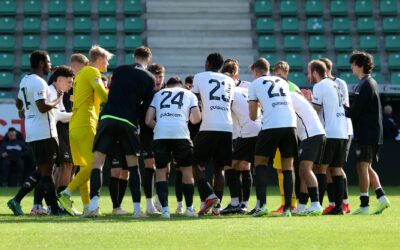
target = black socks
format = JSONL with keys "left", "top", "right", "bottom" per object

{"left": 182, "top": 183, "right": 194, "bottom": 207}
{"left": 89, "top": 169, "right": 102, "bottom": 199}
{"left": 175, "top": 170, "right": 183, "bottom": 202}
{"left": 129, "top": 166, "right": 141, "bottom": 203}
{"left": 156, "top": 181, "right": 169, "bottom": 208}
{"left": 255, "top": 165, "right": 268, "bottom": 207}
{"left": 282, "top": 170, "right": 294, "bottom": 210}
{"left": 143, "top": 168, "right": 155, "bottom": 199}
{"left": 109, "top": 177, "right": 119, "bottom": 208}
{"left": 316, "top": 174, "right": 327, "bottom": 205}
{"left": 241, "top": 170, "right": 252, "bottom": 202}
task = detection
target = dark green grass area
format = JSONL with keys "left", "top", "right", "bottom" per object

{"left": 0, "top": 187, "right": 399, "bottom": 249}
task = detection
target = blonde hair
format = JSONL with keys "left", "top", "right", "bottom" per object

{"left": 70, "top": 53, "right": 89, "bottom": 65}
{"left": 273, "top": 61, "right": 290, "bottom": 73}
{"left": 89, "top": 45, "right": 113, "bottom": 62}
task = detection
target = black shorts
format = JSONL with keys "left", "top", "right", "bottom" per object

{"left": 104, "top": 141, "right": 128, "bottom": 170}
{"left": 255, "top": 127, "right": 298, "bottom": 158}
{"left": 193, "top": 131, "right": 232, "bottom": 168}
{"left": 232, "top": 136, "right": 257, "bottom": 163}
{"left": 29, "top": 137, "right": 59, "bottom": 165}
{"left": 57, "top": 122, "right": 72, "bottom": 164}
{"left": 321, "top": 138, "right": 347, "bottom": 168}
{"left": 93, "top": 118, "right": 140, "bottom": 156}
{"left": 139, "top": 128, "right": 154, "bottom": 159}
{"left": 153, "top": 139, "right": 193, "bottom": 168}
{"left": 354, "top": 143, "right": 380, "bottom": 163}
{"left": 298, "top": 134, "right": 326, "bottom": 163}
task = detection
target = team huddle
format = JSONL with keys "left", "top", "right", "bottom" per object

{"left": 7, "top": 45, "right": 391, "bottom": 218}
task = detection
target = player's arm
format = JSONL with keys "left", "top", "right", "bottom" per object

{"left": 249, "top": 101, "right": 259, "bottom": 121}
{"left": 145, "top": 106, "right": 156, "bottom": 129}
{"left": 16, "top": 98, "right": 23, "bottom": 111}
{"left": 311, "top": 84, "right": 322, "bottom": 113}
{"left": 36, "top": 91, "right": 63, "bottom": 113}
{"left": 189, "top": 106, "right": 201, "bottom": 124}
{"left": 54, "top": 109, "right": 72, "bottom": 123}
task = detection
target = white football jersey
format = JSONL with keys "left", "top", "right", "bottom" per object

{"left": 150, "top": 87, "right": 198, "bottom": 139}
{"left": 49, "top": 84, "right": 72, "bottom": 124}
{"left": 248, "top": 75, "right": 296, "bottom": 130}
{"left": 192, "top": 71, "right": 235, "bottom": 132}
{"left": 291, "top": 92, "right": 325, "bottom": 141}
{"left": 236, "top": 79, "right": 250, "bottom": 89}
{"left": 333, "top": 77, "right": 353, "bottom": 136}
{"left": 232, "top": 87, "right": 261, "bottom": 139}
{"left": 312, "top": 78, "right": 348, "bottom": 139}
{"left": 17, "top": 74, "right": 57, "bottom": 142}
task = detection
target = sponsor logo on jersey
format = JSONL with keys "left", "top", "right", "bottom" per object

{"left": 160, "top": 112, "right": 182, "bottom": 118}
{"left": 210, "top": 105, "right": 229, "bottom": 111}
{"left": 37, "top": 91, "right": 44, "bottom": 96}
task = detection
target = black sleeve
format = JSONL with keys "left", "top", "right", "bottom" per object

{"left": 0, "top": 141, "right": 5, "bottom": 153}
{"left": 346, "top": 81, "right": 372, "bottom": 122}
{"left": 141, "top": 78, "right": 156, "bottom": 114}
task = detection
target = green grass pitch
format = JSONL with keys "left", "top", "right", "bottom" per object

{"left": 0, "top": 187, "right": 398, "bottom": 249}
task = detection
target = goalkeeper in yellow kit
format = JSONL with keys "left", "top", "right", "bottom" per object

{"left": 58, "top": 45, "right": 112, "bottom": 215}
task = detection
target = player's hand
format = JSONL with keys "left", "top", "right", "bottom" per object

{"left": 57, "top": 90, "right": 64, "bottom": 98}
{"left": 301, "top": 89, "right": 312, "bottom": 102}
{"left": 18, "top": 109, "right": 25, "bottom": 119}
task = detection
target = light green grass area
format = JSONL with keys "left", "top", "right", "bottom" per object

{"left": 0, "top": 187, "right": 399, "bottom": 249}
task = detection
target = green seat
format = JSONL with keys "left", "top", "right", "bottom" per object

{"left": 23, "top": 17, "right": 41, "bottom": 33}
{"left": 380, "top": 0, "right": 397, "bottom": 16}
{"left": 124, "top": 53, "right": 134, "bottom": 64}
{"left": 48, "top": 17, "right": 66, "bottom": 33}
{"left": 99, "top": 17, "right": 117, "bottom": 33}
{"left": 310, "top": 53, "right": 328, "bottom": 60}
{"left": 359, "top": 35, "right": 377, "bottom": 50}
{"left": 285, "top": 54, "right": 304, "bottom": 69}
{"left": 309, "top": 35, "right": 327, "bottom": 51}
{"left": 255, "top": 0, "right": 272, "bottom": 16}
{"left": 0, "top": 53, "right": 14, "bottom": 69}
{"left": 289, "top": 72, "right": 308, "bottom": 87}
{"left": 0, "top": 91, "right": 13, "bottom": 98}
{"left": 258, "top": 35, "right": 276, "bottom": 51}
{"left": 390, "top": 72, "right": 400, "bottom": 84}
{"left": 0, "top": 35, "right": 15, "bottom": 51}
{"left": 124, "top": 35, "right": 143, "bottom": 50}
{"left": 0, "top": 18, "right": 16, "bottom": 33}
{"left": 108, "top": 55, "right": 117, "bottom": 69}
{"left": 334, "top": 35, "right": 352, "bottom": 51}
{"left": 388, "top": 53, "right": 400, "bottom": 69}
{"left": 260, "top": 54, "right": 278, "bottom": 65}
{"left": 21, "top": 53, "right": 31, "bottom": 69}
{"left": 74, "top": 0, "right": 91, "bottom": 15}
{"left": 357, "top": 17, "right": 375, "bottom": 33}
{"left": 48, "top": 0, "right": 66, "bottom": 15}
{"left": 124, "top": 0, "right": 142, "bottom": 15}
{"left": 22, "top": 35, "right": 40, "bottom": 50}
{"left": 124, "top": 16, "right": 143, "bottom": 33}
{"left": 305, "top": 0, "right": 323, "bottom": 16}
{"left": 336, "top": 54, "right": 350, "bottom": 69}
{"left": 371, "top": 72, "right": 385, "bottom": 84}
{"left": 47, "top": 35, "right": 66, "bottom": 50}
{"left": 306, "top": 18, "right": 324, "bottom": 33}
{"left": 385, "top": 35, "right": 400, "bottom": 51}
{"left": 50, "top": 53, "right": 66, "bottom": 66}
{"left": 283, "top": 35, "right": 301, "bottom": 51}
{"left": 73, "top": 35, "right": 92, "bottom": 50}
{"left": 74, "top": 17, "right": 92, "bottom": 32}
{"left": 98, "top": 0, "right": 116, "bottom": 15}
{"left": 98, "top": 35, "right": 117, "bottom": 50}
{"left": 0, "top": 72, "right": 13, "bottom": 86}
{"left": 256, "top": 18, "right": 273, "bottom": 33}
{"left": 371, "top": 53, "right": 381, "bottom": 69}
{"left": 330, "top": 0, "right": 348, "bottom": 16}
{"left": 355, "top": 0, "right": 372, "bottom": 16}
{"left": 332, "top": 17, "right": 350, "bottom": 33}
{"left": 282, "top": 18, "right": 299, "bottom": 33}
{"left": 280, "top": 0, "right": 297, "bottom": 16}
{"left": 0, "top": 0, "right": 16, "bottom": 15}
{"left": 339, "top": 72, "right": 358, "bottom": 84}
{"left": 383, "top": 18, "right": 400, "bottom": 33}
{"left": 24, "top": 0, "right": 41, "bottom": 15}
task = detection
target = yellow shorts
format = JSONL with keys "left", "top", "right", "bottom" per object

{"left": 70, "top": 126, "right": 95, "bottom": 166}
{"left": 272, "top": 149, "right": 282, "bottom": 170}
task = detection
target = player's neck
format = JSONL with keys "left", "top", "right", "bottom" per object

{"left": 32, "top": 69, "right": 45, "bottom": 79}
{"left": 357, "top": 73, "right": 368, "bottom": 80}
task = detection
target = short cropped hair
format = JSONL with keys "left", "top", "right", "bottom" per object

{"left": 250, "top": 58, "right": 270, "bottom": 75}
{"left": 349, "top": 50, "right": 374, "bottom": 74}
{"left": 134, "top": 46, "right": 152, "bottom": 61}
{"left": 309, "top": 60, "right": 327, "bottom": 78}
{"left": 30, "top": 50, "right": 49, "bottom": 69}
{"left": 89, "top": 45, "right": 113, "bottom": 62}
{"left": 221, "top": 61, "right": 239, "bottom": 77}
{"left": 205, "top": 53, "right": 224, "bottom": 72}
{"left": 51, "top": 65, "right": 74, "bottom": 81}
{"left": 185, "top": 75, "right": 194, "bottom": 84}
{"left": 166, "top": 76, "right": 183, "bottom": 86}
{"left": 272, "top": 61, "right": 290, "bottom": 73}
{"left": 319, "top": 58, "right": 333, "bottom": 72}
{"left": 147, "top": 64, "right": 165, "bottom": 75}
{"left": 70, "top": 53, "right": 89, "bottom": 65}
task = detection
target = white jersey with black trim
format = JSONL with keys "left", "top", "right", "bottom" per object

{"left": 49, "top": 84, "right": 72, "bottom": 124}
{"left": 248, "top": 75, "right": 296, "bottom": 130}
{"left": 232, "top": 87, "right": 261, "bottom": 139}
{"left": 291, "top": 92, "right": 325, "bottom": 141}
{"left": 312, "top": 78, "right": 348, "bottom": 139}
{"left": 150, "top": 86, "right": 198, "bottom": 139}
{"left": 236, "top": 79, "right": 250, "bottom": 89}
{"left": 192, "top": 71, "right": 235, "bottom": 132}
{"left": 333, "top": 77, "right": 353, "bottom": 136}
{"left": 17, "top": 74, "right": 57, "bottom": 142}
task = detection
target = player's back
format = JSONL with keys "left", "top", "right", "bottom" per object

{"left": 192, "top": 71, "right": 234, "bottom": 132}
{"left": 151, "top": 87, "right": 198, "bottom": 139}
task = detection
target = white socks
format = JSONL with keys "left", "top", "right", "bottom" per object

{"left": 89, "top": 196, "right": 99, "bottom": 211}
{"left": 231, "top": 197, "right": 239, "bottom": 206}
{"left": 133, "top": 202, "right": 141, "bottom": 213}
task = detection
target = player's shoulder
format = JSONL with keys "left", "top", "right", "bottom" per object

{"left": 81, "top": 65, "right": 100, "bottom": 77}
{"left": 334, "top": 76, "right": 347, "bottom": 85}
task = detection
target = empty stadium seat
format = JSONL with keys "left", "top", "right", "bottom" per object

{"left": 124, "top": 17, "right": 144, "bottom": 33}
{"left": 74, "top": 17, "right": 92, "bottom": 32}
{"left": 380, "top": 0, "right": 397, "bottom": 16}
{"left": 108, "top": 55, "right": 117, "bottom": 69}
{"left": 256, "top": 18, "right": 273, "bottom": 33}
{"left": 388, "top": 53, "right": 400, "bottom": 69}
{"left": 0, "top": 0, "right": 16, "bottom": 16}
{"left": 339, "top": 72, "right": 358, "bottom": 84}
{"left": 23, "top": 17, "right": 41, "bottom": 33}
{"left": 282, "top": 18, "right": 299, "bottom": 33}
{"left": 50, "top": 53, "right": 66, "bottom": 66}
{"left": 359, "top": 35, "right": 377, "bottom": 50}
{"left": 330, "top": 0, "right": 348, "bottom": 16}
{"left": 48, "top": 17, "right": 66, "bottom": 33}
{"left": 284, "top": 35, "right": 301, "bottom": 51}
{"left": 258, "top": 35, "right": 276, "bottom": 51}
{"left": 309, "top": 35, "right": 327, "bottom": 51}
{"left": 0, "top": 53, "right": 14, "bottom": 69}
{"left": 355, "top": 0, "right": 372, "bottom": 16}
{"left": 305, "top": 0, "right": 323, "bottom": 15}
{"left": 99, "top": 0, "right": 116, "bottom": 15}
{"left": 124, "top": 0, "right": 142, "bottom": 15}
{"left": 0, "top": 91, "right": 13, "bottom": 99}
{"left": 254, "top": 0, "right": 272, "bottom": 16}
{"left": 260, "top": 53, "right": 278, "bottom": 65}
{"left": 371, "top": 72, "right": 385, "bottom": 84}
{"left": 306, "top": 18, "right": 324, "bottom": 33}
{"left": 280, "top": 0, "right": 297, "bottom": 16}
{"left": 357, "top": 17, "right": 375, "bottom": 33}
{"left": 21, "top": 53, "right": 31, "bottom": 69}
{"left": 73, "top": 35, "right": 92, "bottom": 50}
{"left": 99, "top": 17, "right": 117, "bottom": 33}
{"left": 124, "top": 53, "right": 134, "bottom": 64}
{"left": 47, "top": 35, "right": 66, "bottom": 50}
{"left": 390, "top": 72, "right": 400, "bottom": 84}
{"left": 22, "top": 35, "right": 40, "bottom": 50}
{"left": 124, "top": 35, "right": 143, "bottom": 50}
{"left": 289, "top": 72, "right": 308, "bottom": 86}
{"left": 332, "top": 18, "right": 350, "bottom": 33}
{"left": 285, "top": 54, "right": 304, "bottom": 69}
{"left": 334, "top": 35, "right": 352, "bottom": 51}
{"left": 385, "top": 35, "right": 400, "bottom": 51}
{"left": 382, "top": 18, "right": 400, "bottom": 33}
{"left": 310, "top": 53, "right": 328, "bottom": 60}
{"left": 74, "top": 0, "right": 91, "bottom": 15}
{"left": 98, "top": 35, "right": 117, "bottom": 50}
{"left": 0, "top": 72, "right": 13, "bottom": 86}
{"left": 24, "top": 0, "right": 41, "bottom": 15}
{"left": 0, "top": 18, "right": 16, "bottom": 33}
{"left": 336, "top": 54, "right": 351, "bottom": 69}
{"left": 371, "top": 53, "right": 381, "bottom": 69}
{"left": 48, "top": 0, "right": 66, "bottom": 15}
{"left": 0, "top": 35, "right": 15, "bottom": 51}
